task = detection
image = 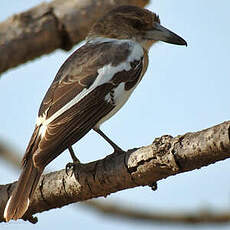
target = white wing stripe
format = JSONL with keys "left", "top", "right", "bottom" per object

{"left": 36, "top": 39, "right": 144, "bottom": 128}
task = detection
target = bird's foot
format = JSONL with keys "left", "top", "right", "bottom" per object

{"left": 149, "top": 182, "right": 158, "bottom": 191}
{"left": 65, "top": 162, "right": 74, "bottom": 176}
{"left": 65, "top": 161, "right": 80, "bottom": 176}
{"left": 66, "top": 146, "right": 81, "bottom": 176}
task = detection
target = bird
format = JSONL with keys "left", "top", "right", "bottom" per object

{"left": 4, "top": 5, "right": 187, "bottom": 222}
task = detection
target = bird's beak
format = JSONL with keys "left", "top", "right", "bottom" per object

{"left": 145, "top": 22, "right": 187, "bottom": 46}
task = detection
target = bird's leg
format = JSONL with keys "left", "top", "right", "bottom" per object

{"left": 93, "top": 128, "right": 125, "bottom": 153}
{"left": 68, "top": 146, "right": 81, "bottom": 163}
{"left": 65, "top": 146, "right": 81, "bottom": 175}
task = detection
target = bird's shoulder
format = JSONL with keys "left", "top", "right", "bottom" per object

{"left": 55, "top": 38, "right": 144, "bottom": 82}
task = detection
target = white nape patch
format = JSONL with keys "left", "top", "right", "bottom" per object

{"left": 4, "top": 196, "right": 12, "bottom": 220}
{"left": 87, "top": 37, "right": 133, "bottom": 44}
{"left": 37, "top": 39, "right": 144, "bottom": 131}
{"left": 87, "top": 37, "right": 118, "bottom": 44}
{"left": 87, "top": 37, "right": 144, "bottom": 62}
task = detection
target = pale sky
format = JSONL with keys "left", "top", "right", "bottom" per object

{"left": 1, "top": 0, "right": 230, "bottom": 229}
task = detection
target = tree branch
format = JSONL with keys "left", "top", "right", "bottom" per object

{"left": 0, "top": 141, "right": 20, "bottom": 168}
{"left": 0, "top": 120, "right": 229, "bottom": 223}
{"left": 83, "top": 200, "right": 230, "bottom": 224}
{"left": 1, "top": 136, "right": 230, "bottom": 225}
{"left": 0, "top": 0, "right": 149, "bottom": 75}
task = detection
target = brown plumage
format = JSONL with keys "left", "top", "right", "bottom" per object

{"left": 87, "top": 5, "right": 160, "bottom": 41}
{"left": 4, "top": 5, "right": 186, "bottom": 222}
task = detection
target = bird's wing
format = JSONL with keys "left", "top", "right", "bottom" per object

{"left": 23, "top": 40, "right": 144, "bottom": 168}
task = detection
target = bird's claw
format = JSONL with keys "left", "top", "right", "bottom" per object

{"left": 65, "top": 162, "right": 76, "bottom": 176}
{"left": 149, "top": 182, "right": 158, "bottom": 191}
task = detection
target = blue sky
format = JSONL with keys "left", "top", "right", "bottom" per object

{"left": 1, "top": 0, "right": 230, "bottom": 229}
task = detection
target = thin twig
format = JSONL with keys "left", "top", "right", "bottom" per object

{"left": 83, "top": 201, "right": 230, "bottom": 225}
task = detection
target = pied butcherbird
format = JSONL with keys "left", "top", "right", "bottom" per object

{"left": 4, "top": 5, "right": 187, "bottom": 221}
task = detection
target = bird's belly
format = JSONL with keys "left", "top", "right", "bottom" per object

{"left": 95, "top": 82, "right": 135, "bottom": 127}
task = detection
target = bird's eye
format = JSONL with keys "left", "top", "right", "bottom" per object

{"left": 132, "top": 19, "right": 143, "bottom": 29}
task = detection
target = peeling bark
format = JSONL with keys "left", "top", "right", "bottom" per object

{"left": 0, "top": 121, "right": 229, "bottom": 223}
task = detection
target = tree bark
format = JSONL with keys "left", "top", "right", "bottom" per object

{"left": 0, "top": 120, "right": 229, "bottom": 223}
{"left": 0, "top": 0, "right": 149, "bottom": 75}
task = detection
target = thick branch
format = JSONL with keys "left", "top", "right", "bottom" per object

{"left": 1, "top": 137, "right": 230, "bottom": 225}
{"left": 0, "top": 0, "right": 149, "bottom": 74}
{"left": 0, "top": 121, "right": 229, "bottom": 223}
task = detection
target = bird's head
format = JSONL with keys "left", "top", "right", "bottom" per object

{"left": 87, "top": 5, "right": 187, "bottom": 50}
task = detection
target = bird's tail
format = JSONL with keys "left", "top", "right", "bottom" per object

{"left": 4, "top": 158, "right": 43, "bottom": 221}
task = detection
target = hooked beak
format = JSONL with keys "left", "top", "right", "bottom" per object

{"left": 145, "top": 22, "right": 187, "bottom": 46}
